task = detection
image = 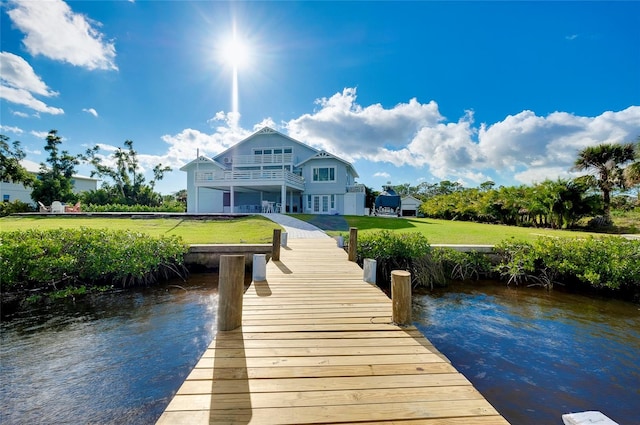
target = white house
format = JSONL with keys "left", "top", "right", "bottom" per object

{"left": 400, "top": 195, "right": 422, "bottom": 217}
{"left": 0, "top": 159, "right": 98, "bottom": 206}
{"left": 180, "top": 127, "right": 366, "bottom": 215}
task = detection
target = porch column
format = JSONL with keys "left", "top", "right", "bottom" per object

{"left": 281, "top": 184, "right": 286, "bottom": 213}
{"left": 230, "top": 185, "right": 235, "bottom": 213}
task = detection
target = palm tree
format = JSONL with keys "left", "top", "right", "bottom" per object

{"left": 573, "top": 142, "right": 636, "bottom": 224}
{"left": 623, "top": 138, "right": 640, "bottom": 188}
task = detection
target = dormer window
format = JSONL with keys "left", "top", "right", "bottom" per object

{"left": 312, "top": 167, "right": 336, "bottom": 182}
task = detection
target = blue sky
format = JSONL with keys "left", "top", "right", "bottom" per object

{"left": 1, "top": 0, "right": 639, "bottom": 195}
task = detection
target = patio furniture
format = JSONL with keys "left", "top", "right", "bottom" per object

{"left": 51, "top": 201, "right": 65, "bottom": 213}
{"left": 65, "top": 202, "right": 81, "bottom": 213}
{"left": 38, "top": 201, "right": 51, "bottom": 213}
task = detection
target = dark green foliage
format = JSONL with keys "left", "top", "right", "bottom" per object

{"left": 0, "top": 200, "right": 35, "bottom": 216}
{"left": 30, "top": 130, "right": 80, "bottom": 205}
{"left": 80, "top": 201, "right": 186, "bottom": 213}
{"left": 0, "top": 134, "right": 34, "bottom": 187}
{"left": 82, "top": 140, "right": 171, "bottom": 207}
{"left": 432, "top": 248, "right": 493, "bottom": 281}
{"left": 495, "top": 237, "right": 640, "bottom": 291}
{"left": 0, "top": 228, "right": 189, "bottom": 299}
{"left": 357, "top": 230, "right": 431, "bottom": 286}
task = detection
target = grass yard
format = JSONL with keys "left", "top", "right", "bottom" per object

{"left": 294, "top": 214, "right": 609, "bottom": 244}
{"left": 0, "top": 215, "right": 281, "bottom": 244}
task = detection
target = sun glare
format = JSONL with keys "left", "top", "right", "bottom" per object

{"left": 219, "top": 30, "right": 251, "bottom": 69}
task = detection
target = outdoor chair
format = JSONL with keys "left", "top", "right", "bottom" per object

{"left": 38, "top": 201, "right": 51, "bottom": 213}
{"left": 65, "top": 202, "right": 81, "bottom": 213}
{"left": 51, "top": 201, "right": 64, "bottom": 213}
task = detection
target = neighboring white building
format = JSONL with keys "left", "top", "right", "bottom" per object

{"left": 0, "top": 159, "right": 99, "bottom": 206}
{"left": 400, "top": 195, "right": 422, "bottom": 217}
{"left": 180, "top": 127, "right": 366, "bottom": 215}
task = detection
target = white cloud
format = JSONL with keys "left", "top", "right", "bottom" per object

{"left": 0, "top": 125, "right": 23, "bottom": 134}
{"left": 30, "top": 130, "right": 50, "bottom": 139}
{"left": 283, "top": 88, "right": 640, "bottom": 187}
{"left": 7, "top": 0, "right": 117, "bottom": 71}
{"left": 286, "top": 87, "right": 443, "bottom": 161}
{"left": 0, "top": 52, "right": 64, "bottom": 115}
{"left": 373, "top": 172, "right": 390, "bottom": 179}
{"left": 83, "top": 108, "right": 98, "bottom": 117}
{"left": 11, "top": 110, "right": 30, "bottom": 118}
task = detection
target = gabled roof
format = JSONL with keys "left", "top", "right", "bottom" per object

{"left": 401, "top": 195, "right": 422, "bottom": 203}
{"left": 296, "top": 150, "right": 359, "bottom": 178}
{"left": 212, "top": 127, "right": 319, "bottom": 162}
{"left": 179, "top": 155, "right": 224, "bottom": 171}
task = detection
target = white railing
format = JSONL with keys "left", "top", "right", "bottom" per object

{"left": 195, "top": 170, "right": 304, "bottom": 187}
{"left": 346, "top": 184, "right": 366, "bottom": 193}
{"left": 232, "top": 153, "right": 294, "bottom": 165}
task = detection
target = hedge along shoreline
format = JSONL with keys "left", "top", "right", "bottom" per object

{"left": 356, "top": 230, "right": 640, "bottom": 301}
{"left": 1, "top": 227, "right": 189, "bottom": 305}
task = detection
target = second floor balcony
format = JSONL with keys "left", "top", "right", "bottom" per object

{"left": 195, "top": 169, "right": 305, "bottom": 190}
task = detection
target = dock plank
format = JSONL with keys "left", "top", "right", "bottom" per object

{"left": 156, "top": 238, "right": 509, "bottom": 424}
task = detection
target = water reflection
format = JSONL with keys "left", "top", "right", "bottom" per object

{"left": 413, "top": 282, "right": 640, "bottom": 425}
{"left": 0, "top": 275, "right": 219, "bottom": 425}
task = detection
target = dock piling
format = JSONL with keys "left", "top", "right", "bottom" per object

{"left": 217, "top": 254, "right": 245, "bottom": 331}
{"left": 272, "top": 229, "right": 282, "bottom": 261}
{"left": 348, "top": 227, "right": 358, "bottom": 262}
{"left": 391, "top": 270, "right": 412, "bottom": 326}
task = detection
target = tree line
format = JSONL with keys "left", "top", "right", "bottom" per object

{"left": 1, "top": 130, "right": 179, "bottom": 211}
{"left": 389, "top": 139, "right": 640, "bottom": 228}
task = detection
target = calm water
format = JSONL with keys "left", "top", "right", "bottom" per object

{"left": 1, "top": 278, "right": 639, "bottom": 424}
{"left": 414, "top": 282, "right": 640, "bottom": 425}
{"left": 0, "top": 275, "right": 220, "bottom": 425}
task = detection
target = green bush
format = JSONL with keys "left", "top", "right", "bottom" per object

{"left": 81, "top": 201, "right": 185, "bottom": 213}
{"left": 0, "top": 228, "right": 189, "bottom": 298}
{"left": 495, "top": 236, "right": 640, "bottom": 291}
{"left": 0, "top": 200, "right": 35, "bottom": 217}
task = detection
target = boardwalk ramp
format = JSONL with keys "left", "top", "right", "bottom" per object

{"left": 157, "top": 238, "right": 509, "bottom": 424}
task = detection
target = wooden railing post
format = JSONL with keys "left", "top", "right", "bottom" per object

{"left": 272, "top": 229, "right": 281, "bottom": 261}
{"left": 348, "top": 227, "right": 358, "bottom": 262}
{"left": 217, "top": 255, "right": 245, "bottom": 331}
{"left": 391, "top": 270, "right": 411, "bottom": 326}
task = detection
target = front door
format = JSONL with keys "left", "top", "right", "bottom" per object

{"left": 313, "top": 195, "right": 330, "bottom": 213}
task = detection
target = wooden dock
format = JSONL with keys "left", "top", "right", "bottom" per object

{"left": 157, "top": 238, "right": 509, "bottom": 424}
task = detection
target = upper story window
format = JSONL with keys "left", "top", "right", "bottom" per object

{"left": 312, "top": 167, "right": 336, "bottom": 182}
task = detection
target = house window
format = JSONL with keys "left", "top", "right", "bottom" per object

{"left": 312, "top": 167, "right": 336, "bottom": 182}
{"left": 331, "top": 195, "right": 335, "bottom": 209}
{"left": 307, "top": 195, "right": 312, "bottom": 210}
{"left": 3, "top": 195, "right": 9, "bottom": 202}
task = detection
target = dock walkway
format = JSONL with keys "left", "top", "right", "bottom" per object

{"left": 157, "top": 238, "right": 509, "bottom": 424}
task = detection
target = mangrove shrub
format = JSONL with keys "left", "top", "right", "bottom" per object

{"left": 0, "top": 228, "right": 188, "bottom": 296}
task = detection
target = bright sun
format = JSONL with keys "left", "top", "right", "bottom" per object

{"left": 219, "top": 32, "right": 251, "bottom": 69}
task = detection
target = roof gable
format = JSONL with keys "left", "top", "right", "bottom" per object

{"left": 213, "top": 127, "right": 319, "bottom": 162}
{"left": 179, "top": 155, "right": 224, "bottom": 171}
{"left": 296, "top": 150, "right": 359, "bottom": 178}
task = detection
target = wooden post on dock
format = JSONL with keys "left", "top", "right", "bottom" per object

{"left": 348, "top": 227, "right": 358, "bottom": 262}
{"left": 217, "top": 255, "right": 245, "bottom": 331}
{"left": 391, "top": 270, "right": 411, "bottom": 326}
{"left": 272, "top": 229, "right": 281, "bottom": 261}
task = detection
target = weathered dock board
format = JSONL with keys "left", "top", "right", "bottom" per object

{"left": 157, "top": 238, "right": 509, "bottom": 424}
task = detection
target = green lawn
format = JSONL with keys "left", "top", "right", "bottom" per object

{"left": 294, "top": 214, "right": 609, "bottom": 244}
{"left": 0, "top": 215, "right": 281, "bottom": 244}
{"left": 0, "top": 213, "right": 625, "bottom": 245}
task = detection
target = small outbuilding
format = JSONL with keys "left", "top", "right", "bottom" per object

{"left": 400, "top": 195, "right": 422, "bottom": 217}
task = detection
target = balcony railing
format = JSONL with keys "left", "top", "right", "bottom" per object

{"left": 346, "top": 184, "right": 366, "bottom": 193}
{"left": 195, "top": 170, "right": 305, "bottom": 187}
{"left": 230, "top": 153, "right": 294, "bottom": 166}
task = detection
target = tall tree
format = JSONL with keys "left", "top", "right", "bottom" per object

{"left": 83, "top": 140, "right": 171, "bottom": 206}
{"left": 30, "top": 130, "right": 79, "bottom": 205}
{"left": 623, "top": 138, "right": 640, "bottom": 189}
{"left": 0, "top": 134, "right": 34, "bottom": 187}
{"left": 573, "top": 142, "right": 636, "bottom": 224}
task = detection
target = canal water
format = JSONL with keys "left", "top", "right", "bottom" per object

{"left": 1, "top": 276, "right": 639, "bottom": 424}
{"left": 413, "top": 282, "right": 640, "bottom": 424}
